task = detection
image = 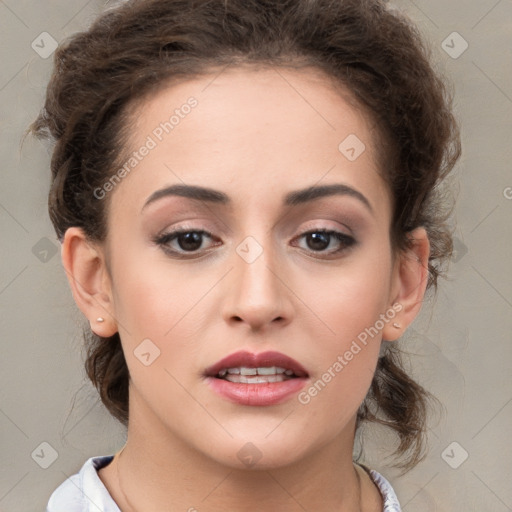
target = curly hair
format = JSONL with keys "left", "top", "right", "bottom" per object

{"left": 30, "top": 0, "right": 460, "bottom": 471}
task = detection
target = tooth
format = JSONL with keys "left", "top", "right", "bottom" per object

{"left": 224, "top": 367, "right": 292, "bottom": 377}
{"left": 240, "top": 367, "right": 258, "bottom": 375}
{"left": 224, "top": 374, "right": 287, "bottom": 384}
{"left": 257, "top": 367, "right": 277, "bottom": 375}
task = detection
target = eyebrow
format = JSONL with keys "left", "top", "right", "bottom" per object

{"left": 284, "top": 184, "right": 372, "bottom": 212}
{"left": 143, "top": 184, "right": 229, "bottom": 210}
{"left": 142, "top": 183, "right": 372, "bottom": 213}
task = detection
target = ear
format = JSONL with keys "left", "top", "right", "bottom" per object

{"left": 382, "top": 227, "right": 430, "bottom": 342}
{"left": 61, "top": 227, "right": 118, "bottom": 337}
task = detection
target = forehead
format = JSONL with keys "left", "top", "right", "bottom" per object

{"left": 130, "top": 65, "right": 377, "bottom": 157}
{"left": 111, "top": 66, "right": 389, "bottom": 215}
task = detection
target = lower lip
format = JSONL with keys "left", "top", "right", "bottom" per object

{"left": 206, "top": 377, "right": 308, "bottom": 406}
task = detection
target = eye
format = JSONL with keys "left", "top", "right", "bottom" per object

{"left": 154, "top": 229, "right": 219, "bottom": 256}
{"left": 293, "top": 229, "right": 356, "bottom": 256}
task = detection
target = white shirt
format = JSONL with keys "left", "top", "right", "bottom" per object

{"left": 47, "top": 456, "right": 402, "bottom": 511}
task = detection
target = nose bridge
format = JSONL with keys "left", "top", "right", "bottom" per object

{"left": 223, "top": 234, "right": 292, "bottom": 329}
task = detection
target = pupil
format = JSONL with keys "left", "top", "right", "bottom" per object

{"left": 179, "top": 232, "right": 202, "bottom": 251}
{"left": 307, "top": 232, "right": 329, "bottom": 251}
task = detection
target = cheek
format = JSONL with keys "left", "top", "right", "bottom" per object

{"left": 107, "top": 247, "right": 221, "bottom": 393}
{"left": 108, "top": 260, "right": 207, "bottom": 421}
{"left": 301, "top": 247, "right": 393, "bottom": 342}
{"left": 109, "top": 247, "right": 197, "bottom": 340}
{"left": 293, "top": 249, "right": 392, "bottom": 415}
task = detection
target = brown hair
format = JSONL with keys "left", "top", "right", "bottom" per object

{"left": 30, "top": 0, "right": 460, "bottom": 471}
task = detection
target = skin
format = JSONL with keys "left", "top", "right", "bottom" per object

{"left": 62, "top": 66, "right": 430, "bottom": 511}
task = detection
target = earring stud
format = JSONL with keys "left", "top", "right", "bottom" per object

{"left": 393, "top": 322, "right": 401, "bottom": 329}
{"left": 96, "top": 317, "right": 105, "bottom": 323}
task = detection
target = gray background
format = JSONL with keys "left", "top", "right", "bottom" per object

{"left": 0, "top": 0, "right": 511, "bottom": 510}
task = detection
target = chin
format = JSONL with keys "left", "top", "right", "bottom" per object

{"left": 199, "top": 428, "right": 320, "bottom": 472}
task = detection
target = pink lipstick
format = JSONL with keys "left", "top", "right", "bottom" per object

{"left": 204, "top": 350, "right": 309, "bottom": 406}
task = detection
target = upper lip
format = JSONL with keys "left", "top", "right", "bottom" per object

{"left": 205, "top": 350, "right": 309, "bottom": 378}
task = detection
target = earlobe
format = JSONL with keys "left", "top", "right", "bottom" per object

{"left": 61, "top": 227, "right": 118, "bottom": 337}
{"left": 383, "top": 227, "right": 430, "bottom": 341}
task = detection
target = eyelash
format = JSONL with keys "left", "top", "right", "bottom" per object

{"left": 292, "top": 229, "right": 356, "bottom": 257}
{"left": 154, "top": 229, "right": 219, "bottom": 259}
{"left": 154, "top": 227, "right": 357, "bottom": 260}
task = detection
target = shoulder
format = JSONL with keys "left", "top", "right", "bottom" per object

{"left": 46, "top": 456, "right": 120, "bottom": 512}
{"left": 363, "top": 465, "right": 402, "bottom": 512}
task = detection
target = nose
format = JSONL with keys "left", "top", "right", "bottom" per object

{"left": 222, "top": 241, "right": 294, "bottom": 332}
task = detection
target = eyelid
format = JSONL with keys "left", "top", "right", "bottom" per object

{"left": 153, "top": 229, "right": 221, "bottom": 261}
{"left": 291, "top": 228, "right": 356, "bottom": 254}
{"left": 294, "top": 219, "right": 354, "bottom": 237}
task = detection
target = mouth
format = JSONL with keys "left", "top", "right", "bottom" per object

{"left": 204, "top": 351, "right": 309, "bottom": 406}
{"left": 205, "top": 350, "right": 309, "bottom": 381}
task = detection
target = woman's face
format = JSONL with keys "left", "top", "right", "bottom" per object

{"left": 102, "top": 67, "right": 401, "bottom": 468}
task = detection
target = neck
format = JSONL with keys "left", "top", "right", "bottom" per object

{"left": 109, "top": 394, "right": 364, "bottom": 512}
{"left": 116, "top": 446, "right": 362, "bottom": 512}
